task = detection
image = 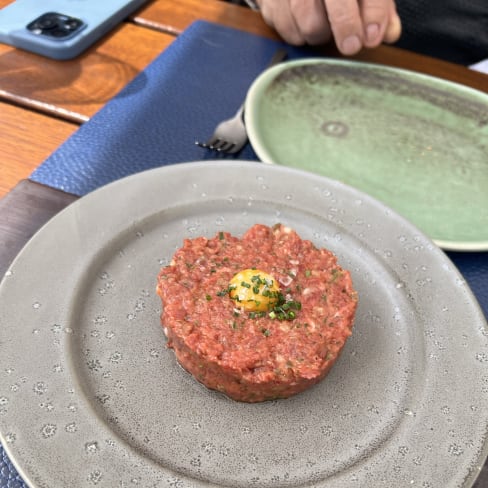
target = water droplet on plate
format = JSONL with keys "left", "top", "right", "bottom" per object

{"left": 88, "top": 470, "right": 102, "bottom": 485}
{"left": 448, "top": 443, "right": 464, "bottom": 456}
{"left": 5, "top": 432, "right": 16, "bottom": 443}
{"left": 41, "top": 423, "right": 57, "bottom": 438}
{"left": 109, "top": 352, "right": 122, "bottom": 363}
{"left": 85, "top": 441, "right": 99, "bottom": 453}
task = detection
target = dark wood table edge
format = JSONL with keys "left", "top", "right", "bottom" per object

{"left": 0, "top": 180, "right": 78, "bottom": 278}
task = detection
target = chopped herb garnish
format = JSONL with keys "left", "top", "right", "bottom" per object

{"left": 330, "top": 269, "right": 343, "bottom": 282}
{"left": 266, "top": 294, "right": 301, "bottom": 321}
{"left": 205, "top": 294, "right": 212, "bottom": 301}
{"left": 261, "top": 328, "right": 271, "bottom": 337}
{"left": 305, "top": 269, "right": 311, "bottom": 277}
{"left": 241, "top": 281, "right": 251, "bottom": 288}
{"left": 219, "top": 231, "right": 225, "bottom": 240}
{"left": 216, "top": 284, "right": 237, "bottom": 297}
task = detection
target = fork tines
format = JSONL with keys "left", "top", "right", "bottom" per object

{"left": 195, "top": 139, "right": 239, "bottom": 154}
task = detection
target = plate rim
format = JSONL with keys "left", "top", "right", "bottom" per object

{"left": 244, "top": 57, "right": 488, "bottom": 252}
{"left": 1, "top": 160, "right": 487, "bottom": 487}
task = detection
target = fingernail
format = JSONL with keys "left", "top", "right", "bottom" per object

{"left": 366, "top": 23, "right": 380, "bottom": 43}
{"left": 341, "top": 35, "right": 361, "bottom": 55}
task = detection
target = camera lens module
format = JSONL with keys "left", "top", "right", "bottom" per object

{"left": 27, "top": 12, "right": 85, "bottom": 40}
{"left": 35, "top": 14, "right": 58, "bottom": 30}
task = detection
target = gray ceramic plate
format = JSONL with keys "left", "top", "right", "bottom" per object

{"left": 0, "top": 161, "right": 487, "bottom": 488}
{"left": 244, "top": 59, "right": 488, "bottom": 251}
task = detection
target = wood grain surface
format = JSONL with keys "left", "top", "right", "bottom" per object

{"left": 0, "top": 103, "right": 77, "bottom": 197}
{"left": 0, "top": 23, "right": 173, "bottom": 121}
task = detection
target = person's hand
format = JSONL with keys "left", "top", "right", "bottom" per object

{"left": 256, "top": 0, "right": 402, "bottom": 55}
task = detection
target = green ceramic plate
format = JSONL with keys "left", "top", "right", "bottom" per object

{"left": 245, "top": 59, "right": 488, "bottom": 251}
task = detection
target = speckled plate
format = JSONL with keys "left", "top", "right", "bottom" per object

{"left": 0, "top": 161, "right": 487, "bottom": 488}
{"left": 244, "top": 59, "right": 488, "bottom": 251}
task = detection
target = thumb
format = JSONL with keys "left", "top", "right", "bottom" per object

{"left": 384, "top": 8, "right": 402, "bottom": 43}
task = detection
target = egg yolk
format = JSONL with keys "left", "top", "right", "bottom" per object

{"left": 229, "top": 269, "right": 281, "bottom": 312}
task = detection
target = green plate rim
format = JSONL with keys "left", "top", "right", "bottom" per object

{"left": 244, "top": 58, "right": 488, "bottom": 252}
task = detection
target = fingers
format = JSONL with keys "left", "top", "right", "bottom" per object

{"left": 289, "top": 0, "right": 332, "bottom": 45}
{"left": 361, "top": 0, "right": 402, "bottom": 47}
{"left": 257, "top": 0, "right": 300, "bottom": 45}
{"left": 383, "top": 5, "right": 402, "bottom": 44}
{"left": 325, "top": 0, "right": 399, "bottom": 54}
{"left": 257, "top": 0, "right": 332, "bottom": 46}
{"left": 256, "top": 0, "right": 402, "bottom": 55}
{"left": 323, "top": 0, "right": 363, "bottom": 54}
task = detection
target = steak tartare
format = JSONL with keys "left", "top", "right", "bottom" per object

{"left": 156, "top": 224, "right": 358, "bottom": 402}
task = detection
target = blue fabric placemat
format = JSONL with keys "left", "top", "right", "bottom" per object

{"left": 31, "top": 21, "right": 310, "bottom": 195}
{"left": 2, "top": 20, "right": 486, "bottom": 487}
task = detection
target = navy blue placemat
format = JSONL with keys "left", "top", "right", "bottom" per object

{"left": 2, "top": 19, "right": 486, "bottom": 487}
{"left": 30, "top": 21, "right": 310, "bottom": 195}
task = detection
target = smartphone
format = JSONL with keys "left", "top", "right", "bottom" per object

{"left": 0, "top": 0, "right": 149, "bottom": 60}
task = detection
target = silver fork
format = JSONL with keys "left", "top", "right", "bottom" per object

{"left": 196, "top": 49, "right": 288, "bottom": 154}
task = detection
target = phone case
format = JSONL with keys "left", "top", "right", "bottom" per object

{"left": 0, "top": 0, "right": 148, "bottom": 60}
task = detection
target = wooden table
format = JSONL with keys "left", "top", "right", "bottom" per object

{"left": 1, "top": 0, "right": 487, "bottom": 274}
{"left": 0, "top": 0, "right": 487, "bottom": 486}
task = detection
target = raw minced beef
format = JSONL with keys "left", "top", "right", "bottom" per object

{"left": 156, "top": 223, "right": 358, "bottom": 402}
